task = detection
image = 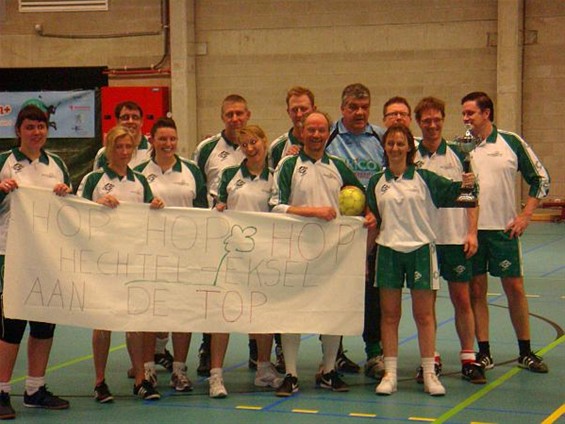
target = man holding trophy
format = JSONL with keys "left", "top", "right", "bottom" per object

{"left": 461, "top": 91, "right": 551, "bottom": 373}
{"left": 414, "top": 97, "right": 486, "bottom": 384}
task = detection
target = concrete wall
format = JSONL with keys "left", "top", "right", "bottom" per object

{"left": 1, "top": 0, "right": 563, "bottom": 199}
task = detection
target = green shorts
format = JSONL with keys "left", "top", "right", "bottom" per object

{"left": 472, "top": 230, "right": 523, "bottom": 277}
{"left": 375, "top": 244, "right": 439, "bottom": 290}
{"left": 437, "top": 244, "right": 472, "bottom": 282}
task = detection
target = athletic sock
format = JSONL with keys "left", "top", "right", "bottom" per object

{"left": 518, "top": 339, "right": 531, "bottom": 357}
{"left": 25, "top": 376, "right": 45, "bottom": 396}
{"left": 0, "top": 382, "right": 11, "bottom": 394}
{"left": 478, "top": 341, "right": 491, "bottom": 356}
{"left": 155, "top": 335, "right": 168, "bottom": 354}
{"left": 460, "top": 349, "right": 476, "bottom": 365}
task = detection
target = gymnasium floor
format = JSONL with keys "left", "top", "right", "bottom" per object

{"left": 6, "top": 222, "right": 564, "bottom": 423}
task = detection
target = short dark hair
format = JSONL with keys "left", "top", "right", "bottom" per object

{"left": 341, "top": 83, "right": 371, "bottom": 107}
{"left": 381, "top": 124, "right": 416, "bottom": 167}
{"left": 221, "top": 94, "right": 248, "bottom": 115}
{"left": 15, "top": 105, "right": 49, "bottom": 132}
{"left": 151, "top": 117, "right": 177, "bottom": 137}
{"left": 461, "top": 91, "right": 494, "bottom": 121}
{"left": 414, "top": 97, "right": 446, "bottom": 122}
{"left": 114, "top": 101, "right": 143, "bottom": 120}
{"left": 383, "top": 96, "right": 412, "bottom": 117}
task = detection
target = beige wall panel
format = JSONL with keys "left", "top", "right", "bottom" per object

{"left": 524, "top": 1, "right": 565, "bottom": 198}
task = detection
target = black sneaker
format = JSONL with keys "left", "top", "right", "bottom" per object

{"left": 94, "top": 380, "right": 114, "bottom": 403}
{"left": 518, "top": 352, "right": 548, "bottom": 373}
{"left": 0, "top": 391, "right": 16, "bottom": 420}
{"left": 415, "top": 363, "right": 441, "bottom": 384}
{"left": 275, "top": 374, "right": 299, "bottom": 397}
{"left": 197, "top": 348, "right": 211, "bottom": 377}
{"left": 23, "top": 386, "right": 69, "bottom": 410}
{"left": 476, "top": 352, "right": 495, "bottom": 370}
{"left": 462, "top": 362, "right": 487, "bottom": 384}
{"left": 335, "top": 350, "right": 360, "bottom": 374}
{"left": 316, "top": 370, "right": 349, "bottom": 392}
{"left": 274, "top": 344, "right": 286, "bottom": 374}
{"left": 133, "top": 380, "right": 161, "bottom": 401}
{"left": 155, "top": 349, "right": 174, "bottom": 372}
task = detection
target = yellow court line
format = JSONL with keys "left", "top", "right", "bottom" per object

{"left": 236, "top": 405, "right": 263, "bottom": 410}
{"left": 349, "top": 412, "right": 377, "bottom": 418}
{"left": 486, "top": 292, "right": 502, "bottom": 296}
{"left": 292, "top": 409, "right": 319, "bottom": 414}
{"left": 408, "top": 417, "right": 435, "bottom": 422}
{"left": 541, "top": 403, "right": 565, "bottom": 424}
{"left": 525, "top": 294, "right": 541, "bottom": 298}
{"left": 434, "top": 335, "right": 565, "bottom": 424}
{"left": 10, "top": 343, "right": 126, "bottom": 384}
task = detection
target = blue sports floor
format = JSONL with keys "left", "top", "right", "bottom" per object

{"left": 5, "top": 222, "right": 565, "bottom": 423}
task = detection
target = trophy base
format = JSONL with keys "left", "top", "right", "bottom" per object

{"left": 455, "top": 194, "right": 478, "bottom": 208}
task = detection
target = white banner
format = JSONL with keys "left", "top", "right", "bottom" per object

{"left": 4, "top": 187, "right": 367, "bottom": 335}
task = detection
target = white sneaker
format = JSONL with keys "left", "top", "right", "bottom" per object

{"left": 423, "top": 372, "right": 446, "bottom": 396}
{"left": 145, "top": 368, "right": 158, "bottom": 388}
{"left": 170, "top": 366, "right": 193, "bottom": 392}
{"left": 208, "top": 374, "right": 227, "bottom": 398}
{"left": 375, "top": 374, "right": 397, "bottom": 395}
{"left": 254, "top": 364, "right": 284, "bottom": 388}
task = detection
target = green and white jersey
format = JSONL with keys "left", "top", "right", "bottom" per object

{"left": 269, "top": 129, "right": 301, "bottom": 170}
{"left": 270, "top": 150, "right": 364, "bottom": 214}
{"left": 217, "top": 161, "right": 273, "bottom": 212}
{"left": 366, "top": 165, "right": 463, "bottom": 253}
{"left": 470, "top": 125, "right": 550, "bottom": 230}
{"left": 193, "top": 131, "right": 245, "bottom": 199}
{"left": 0, "top": 148, "right": 71, "bottom": 254}
{"left": 93, "top": 135, "right": 152, "bottom": 171}
{"left": 135, "top": 155, "right": 208, "bottom": 209}
{"left": 415, "top": 139, "right": 468, "bottom": 245}
{"left": 77, "top": 165, "right": 153, "bottom": 204}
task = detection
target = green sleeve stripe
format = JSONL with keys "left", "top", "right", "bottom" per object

{"left": 48, "top": 153, "right": 72, "bottom": 189}
{"left": 217, "top": 165, "right": 239, "bottom": 204}
{"left": 417, "top": 168, "right": 461, "bottom": 208}
{"left": 183, "top": 159, "right": 209, "bottom": 208}
{"left": 366, "top": 172, "right": 383, "bottom": 226}
{"left": 276, "top": 156, "right": 298, "bottom": 205}
{"left": 195, "top": 138, "right": 219, "bottom": 182}
{"left": 81, "top": 171, "right": 105, "bottom": 200}
{"left": 134, "top": 172, "right": 154, "bottom": 203}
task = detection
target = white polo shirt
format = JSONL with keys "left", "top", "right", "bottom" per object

{"left": 270, "top": 150, "right": 364, "bottom": 214}
{"left": 470, "top": 126, "right": 550, "bottom": 230}
{"left": 135, "top": 155, "right": 208, "bottom": 208}
{"left": 78, "top": 165, "right": 153, "bottom": 204}
{"left": 366, "top": 165, "right": 463, "bottom": 253}
{"left": 415, "top": 139, "right": 468, "bottom": 245}
{"left": 218, "top": 161, "right": 273, "bottom": 212}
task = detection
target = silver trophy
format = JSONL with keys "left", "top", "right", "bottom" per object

{"left": 454, "top": 124, "right": 480, "bottom": 207}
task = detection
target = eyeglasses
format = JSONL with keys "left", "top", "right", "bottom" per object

{"left": 420, "top": 118, "right": 444, "bottom": 126}
{"left": 384, "top": 111, "right": 410, "bottom": 118}
{"left": 118, "top": 114, "right": 141, "bottom": 122}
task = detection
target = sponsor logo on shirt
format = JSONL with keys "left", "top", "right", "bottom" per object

{"left": 235, "top": 179, "right": 246, "bottom": 188}
{"left": 218, "top": 151, "right": 230, "bottom": 161}
{"left": 298, "top": 166, "right": 308, "bottom": 176}
{"left": 12, "top": 163, "right": 24, "bottom": 173}
{"left": 380, "top": 184, "right": 390, "bottom": 194}
{"left": 146, "top": 173, "right": 158, "bottom": 183}
{"left": 487, "top": 151, "right": 503, "bottom": 157}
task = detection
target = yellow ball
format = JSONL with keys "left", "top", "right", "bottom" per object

{"left": 339, "top": 185, "right": 366, "bottom": 216}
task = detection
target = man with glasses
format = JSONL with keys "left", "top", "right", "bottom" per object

{"left": 93, "top": 101, "right": 152, "bottom": 170}
{"left": 383, "top": 96, "right": 412, "bottom": 129}
{"left": 414, "top": 96, "right": 486, "bottom": 384}
{"left": 325, "top": 83, "right": 385, "bottom": 379}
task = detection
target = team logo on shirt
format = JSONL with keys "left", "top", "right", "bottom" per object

{"left": 380, "top": 184, "right": 390, "bottom": 194}
{"left": 487, "top": 151, "right": 503, "bottom": 157}
{"left": 102, "top": 183, "right": 115, "bottom": 193}
{"left": 235, "top": 179, "right": 246, "bottom": 188}
{"left": 146, "top": 173, "right": 158, "bottom": 183}
{"left": 415, "top": 160, "right": 424, "bottom": 169}
{"left": 414, "top": 271, "right": 422, "bottom": 282}
{"left": 12, "top": 163, "right": 24, "bottom": 173}
{"left": 218, "top": 151, "right": 230, "bottom": 161}
{"left": 298, "top": 166, "right": 308, "bottom": 176}
{"left": 454, "top": 265, "right": 466, "bottom": 276}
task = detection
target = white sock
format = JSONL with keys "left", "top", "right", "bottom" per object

{"left": 144, "top": 361, "right": 156, "bottom": 372}
{"left": 210, "top": 367, "right": 223, "bottom": 378}
{"left": 422, "top": 357, "right": 435, "bottom": 374}
{"left": 25, "top": 376, "right": 45, "bottom": 396}
{"left": 155, "top": 336, "right": 168, "bottom": 354}
{"left": 320, "top": 334, "right": 341, "bottom": 374}
{"left": 257, "top": 361, "right": 271, "bottom": 370}
{"left": 173, "top": 361, "right": 185, "bottom": 374}
{"left": 383, "top": 357, "right": 398, "bottom": 379}
{"left": 281, "top": 334, "right": 301, "bottom": 377}
{"left": 0, "top": 382, "right": 11, "bottom": 394}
